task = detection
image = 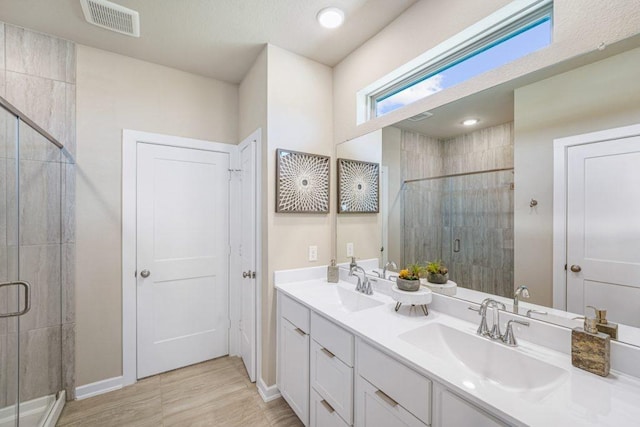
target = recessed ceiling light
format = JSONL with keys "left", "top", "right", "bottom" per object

{"left": 462, "top": 118, "right": 479, "bottom": 126}
{"left": 317, "top": 7, "right": 345, "bottom": 29}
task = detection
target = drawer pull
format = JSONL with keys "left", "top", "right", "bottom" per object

{"left": 320, "top": 399, "right": 335, "bottom": 413}
{"left": 321, "top": 347, "right": 335, "bottom": 358}
{"left": 294, "top": 327, "right": 306, "bottom": 336}
{"left": 375, "top": 389, "right": 399, "bottom": 407}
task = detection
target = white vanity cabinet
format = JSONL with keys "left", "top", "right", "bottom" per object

{"left": 277, "top": 293, "right": 311, "bottom": 425}
{"left": 277, "top": 289, "right": 509, "bottom": 427}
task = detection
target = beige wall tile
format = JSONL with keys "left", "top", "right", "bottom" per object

{"left": 19, "top": 326, "right": 62, "bottom": 401}
{"left": 5, "top": 24, "right": 75, "bottom": 83}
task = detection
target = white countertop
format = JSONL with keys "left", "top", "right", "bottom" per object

{"left": 276, "top": 278, "right": 640, "bottom": 427}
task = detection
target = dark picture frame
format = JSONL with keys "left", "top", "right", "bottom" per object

{"left": 337, "top": 158, "right": 380, "bottom": 213}
{"left": 275, "top": 148, "right": 330, "bottom": 213}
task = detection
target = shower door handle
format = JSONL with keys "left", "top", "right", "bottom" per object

{"left": 0, "top": 281, "right": 31, "bottom": 318}
{"left": 453, "top": 239, "right": 461, "bottom": 253}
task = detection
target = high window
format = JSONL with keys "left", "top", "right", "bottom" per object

{"left": 359, "top": 0, "right": 553, "bottom": 121}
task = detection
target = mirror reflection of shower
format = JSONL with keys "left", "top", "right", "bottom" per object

{"left": 402, "top": 168, "right": 514, "bottom": 298}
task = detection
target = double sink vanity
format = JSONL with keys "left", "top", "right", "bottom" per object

{"left": 275, "top": 265, "right": 640, "bottom": 427}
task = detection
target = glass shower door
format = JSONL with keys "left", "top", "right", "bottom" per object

{"left": 1, "top": 104, "right": 65, "bottom": 426}
{"left": 1, "top": 103, "right": 20, "bottom": 427}
{"left": 15, "top": 119, "right": 64, "bottom": 426}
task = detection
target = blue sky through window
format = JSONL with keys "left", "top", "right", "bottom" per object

{"left": 376, "top": 18, "right": 552, "bottom": 116}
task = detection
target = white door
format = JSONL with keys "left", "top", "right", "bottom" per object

{"left": 239, "top": 136, "right": 257, "bottom": 381}
{"left": 566, "top": 137, "right": 640, "bottom": 326}
{"left": 136, "top": 142, "right": 230, "bottom": 378}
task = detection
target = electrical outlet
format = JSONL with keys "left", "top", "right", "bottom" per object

{"left": 346, "top": 242, "right": 354, "bottom": 257}
{"left": 308, "top": 245, "right": 318, "bottom": 262}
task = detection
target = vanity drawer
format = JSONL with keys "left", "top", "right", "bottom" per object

{"left": 356, "top": 376, "right": 427, "bottom": 427}
{"left": 311, "top": 311, "right": 354, "bottom": 366}
{"left": 280, "top": 293, "right": 310, "bottom": 333}
{"left": 311, "top": 389, "right": 350, "bottom": 427}
{"left": 357, "top": 340, "right": 431, "bottom": 424}
{"left": 311, "top": 339, "right": 354, "bottom": 424}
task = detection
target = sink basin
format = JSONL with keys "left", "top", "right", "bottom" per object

{"left": 399, "top": 323, "right": 568, "bottom": 391}
{"left": 322, "top": 285, "right": 385, "bottom": 313}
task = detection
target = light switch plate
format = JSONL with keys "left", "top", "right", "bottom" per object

{"left": 308, "top": 245, "right": 318, "bottom": 262}
{"left": 346, "top": 242, "right": 354, "bottom": 257}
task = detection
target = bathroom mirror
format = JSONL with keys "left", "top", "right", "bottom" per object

{"left": 335, "top": 41, "right": 640, "bottom": 347}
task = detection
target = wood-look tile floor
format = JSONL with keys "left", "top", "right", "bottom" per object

{"left": 57, "top": 356, "right": 303, "bottom": 427}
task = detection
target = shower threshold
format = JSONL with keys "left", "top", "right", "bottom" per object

{"left": 0, "top": 390, "right": 65, "bottom": 427}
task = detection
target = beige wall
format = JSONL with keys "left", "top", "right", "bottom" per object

{"left": 333, "top": 0, "right": 640, "bottom": 145}
{"left": 514, "top": 46, "right": 640, "bottom": 306}
{"left": 262, "top": 45, "right": 333, "bottom": 385}
{"left": 336, "top": 130, "right": 382, "bottom": 263}
{"left": 75, "top": 45, "right": 238, "bottom": 386}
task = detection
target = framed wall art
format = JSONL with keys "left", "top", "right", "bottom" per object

{"left": 337, "top": 158, "right": 380, "bottom": 213}
{"left": 276, "top": 149, "right": 330, "bottom": 213}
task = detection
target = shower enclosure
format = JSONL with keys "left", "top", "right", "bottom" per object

{"left": 403, "top": 168, "right": 514, "bottom": 298}
{"left": 0, "top": 96, "right": 70, "bottom": 426}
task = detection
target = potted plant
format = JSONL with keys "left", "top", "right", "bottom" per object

{"left": 426, "top": 260, "right": 449, "bottom": 284}
{"left": 397, "top": 263, "right": 424, "bottom": 292}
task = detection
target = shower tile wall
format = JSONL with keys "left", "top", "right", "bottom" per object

{"left": 401, "top": 131, "right": 444, "bottom": 265}
{"left": 402, "top": 123, "right": 514, "bottom": 297}
{"left": 0, "top": 22, "right": 76, "bottom": 404}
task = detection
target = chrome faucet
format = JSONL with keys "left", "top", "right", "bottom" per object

{"left": 469, "top": 298, "right": 494, "bottom": 336}
{"left": 350, "top": 265, "right": 372, "bottom": 295}
{"left": 487, "top": 300, "right": 506, "bottom": 340}
{"left": 513, "top": 285, "right": 530, "bottom": 314}
{"left": 502, "top": 319, "right": 530, "bottom": 346}
{"left": 383, "top": 261, "right": 398, "bottom": 279}
{"left": 469, "top": 298, "right": 529, "bottom": 346}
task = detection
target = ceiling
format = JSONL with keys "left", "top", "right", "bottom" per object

{"left": 0, "top": 0, "right": 417, "bottom": 84}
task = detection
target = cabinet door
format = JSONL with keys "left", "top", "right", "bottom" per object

{"left": 356, "top": 376, "right": 426, "bottom": 427}
{"left": 280, "top": 317, "right": 310, "bottom": 425}
{"left": 435, "top": 388, "right": 504, "bottom": 427}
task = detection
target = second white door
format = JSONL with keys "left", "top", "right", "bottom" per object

{"left": 239, "top": 136, "right": 257, "bottom": 382}
{"left": 137, "top": 142, "right": 230, "bottom": 378}
{"left": 566, "top": 136, "right": 640, "bottom": 326}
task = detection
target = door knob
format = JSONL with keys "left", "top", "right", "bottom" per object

{"left": 140, "top": 269, "right": 151, "bottom": 278}
{"left": 570, "top": 265, "right": 582, "bottom": 273}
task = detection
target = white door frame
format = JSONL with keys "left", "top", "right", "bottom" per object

{"left": 122, "top": 129, "right": 249, "bottom": 386}
{"left": 552, "top": 123, "right": 640, "bottom": 310}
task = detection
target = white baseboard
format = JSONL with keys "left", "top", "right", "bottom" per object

{"left": 75, "top": 376, "right": 124, "bottom": 400}
{"left": 257, "top": 378, "right": 281, "bottom": 402}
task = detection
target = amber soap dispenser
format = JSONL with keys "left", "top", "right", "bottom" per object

{"left": 571, "top": 311, "right": 610, "bottom": 377}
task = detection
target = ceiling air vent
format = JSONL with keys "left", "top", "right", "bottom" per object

{"left": 80, "top": 0, "right": 140, "bottom": 37}
{"left": 407, "top": 111, "right": 434, "bottom": 122}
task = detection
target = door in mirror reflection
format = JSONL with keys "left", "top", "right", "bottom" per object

{"left": 567, "top": 137, "right": 640, "bottom": 327}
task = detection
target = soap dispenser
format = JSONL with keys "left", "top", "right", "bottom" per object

{"left": 588, "top": 305, "right": 619, "bottom": 340}
{"left": 571, "top": 310, "right": 610, "bottom": 377}
{"left": 327, "top": 259, "right": 339, "bottom": 283}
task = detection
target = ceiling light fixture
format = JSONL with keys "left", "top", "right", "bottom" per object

{"left": 462, "top": 118, "right": 479, "bottom": 126}
{"left": 317, "top": 7, "right": 345, "bottom": 29}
